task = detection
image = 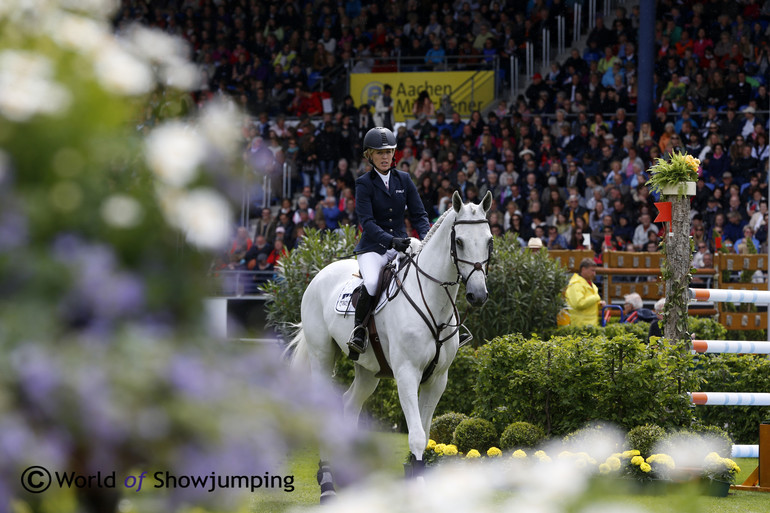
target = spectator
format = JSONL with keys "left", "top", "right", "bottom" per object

{"left": 647, "top": 298, "right": 665, "bottom": 342}
{"left": 565, "top": 258, "right": 605, "bottom": 327}
{"left": 623, "top": 292, "right": 656, "bottom": 323}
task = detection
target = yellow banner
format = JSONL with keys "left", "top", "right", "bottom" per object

{"left": 349, "top": 71, "right": 495, "bottom": 122}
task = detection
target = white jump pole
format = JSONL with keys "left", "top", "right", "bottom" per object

{"left": 689, "top": 288, "right": 770, "bottom": 305}
{"left": 692, "top": 339, "right": 770, "bottom": 354}
{"left": 689, "top": 392, "right": 770, "bottom": 406}
{"left": 732, "top": 444, "right": 759, "bottom": 458}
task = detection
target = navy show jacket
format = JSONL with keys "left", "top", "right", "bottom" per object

{"left": 354, "top": 168, "right": 431, "bottom": 254}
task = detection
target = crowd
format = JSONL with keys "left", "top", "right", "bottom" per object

{"left": 115, "top": 1, "right": 770, "bottom": 283}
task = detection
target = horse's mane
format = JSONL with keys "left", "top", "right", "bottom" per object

{"left": 414, "top": 208, "right": 453, "bottom": 256}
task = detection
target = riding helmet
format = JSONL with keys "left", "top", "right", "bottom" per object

{"left": 363, "top": 127, "right": 397, "bottom": 151}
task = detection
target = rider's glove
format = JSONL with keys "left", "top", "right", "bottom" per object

{"left": 391, "top": 237, "right": 410, "bottom": 252}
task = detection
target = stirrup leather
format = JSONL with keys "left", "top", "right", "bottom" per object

{"left": 458, "top": 324, "right": 473, "bottom": 347}
{"left": 347, "top": 325, "right": 368, "bottom": 354}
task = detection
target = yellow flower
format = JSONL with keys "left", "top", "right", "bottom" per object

{"left": 683, "top": 153, "right": 701, "bottom": 173}
{"left": 606, "top": 456, "right": 621, "bottom": 471}
{"left": 443, "top": 444, "right": 458, "bottom": 456}
{"left": 512, "top": 449, "right": 527, "bottom": 459}
{"left": 640, "top": 462, "right": 652, "bottom": 473}
{"left": 434, "top": 443, "right": 446, "bottom": 455}
{"left": 622, "top": 450, "right": 640, "bottom": 458}
{"left": 558, "top": 450, "right": 573, "bottom": 459}
{"left": 534, "top": 450, "right": 551, "bottom": 462}
{"left": 631, "top": 456, "right": 644, "bottom": 466}
{"left": 704, "top": 452, "right": 722, "bottom": 465}
{"left": 599, "top": 463, "right": 611, "bottom": 474}
{"left": 426, "top": 439, "right": 436, "bottom": 450}
{"left": 487, "top": 447, "right": 502, "bottom": 458}
{"left": 724, "top": 458, "right": 740, "bottom": 473}
{"left": 466, "top": 449, "right": 481, "bottom": 459}
{"left": 577, "top": 452, "right": 597, "bottom": 465}
{"left": 647, "top": 454, "right": 675, "bottom": 470}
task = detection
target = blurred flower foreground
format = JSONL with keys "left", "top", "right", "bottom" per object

{"left": 0, "top": 2, "right": 387, "bottom": 512}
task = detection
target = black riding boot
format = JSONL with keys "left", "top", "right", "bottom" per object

{"left": 348, "top": 287, "right": 372, "bottom": 355}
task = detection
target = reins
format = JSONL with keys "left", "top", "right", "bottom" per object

{"left": 390, "top": 216, "right": 491, "bottom": 384}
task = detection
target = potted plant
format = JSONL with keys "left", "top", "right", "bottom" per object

{"left": 645, "top": 151, "right": 700, "bottom": 197}
{"left": 700, "top": 452, "right": 740, "bottom": 497}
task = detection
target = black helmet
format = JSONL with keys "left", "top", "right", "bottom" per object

{"left": 363, "top": 127, "right": 397, "bottom": 151}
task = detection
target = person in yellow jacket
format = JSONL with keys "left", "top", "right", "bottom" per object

{"left": 565, "top": 258, "right": 605, "bottom": 326}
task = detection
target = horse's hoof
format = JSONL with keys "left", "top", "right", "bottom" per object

{"left": 320, "top": 489, "right": 336, "bottom": 504}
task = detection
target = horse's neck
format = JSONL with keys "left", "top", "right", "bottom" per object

{"left": 410, "top": 213, "right": 460, "bottom": 305}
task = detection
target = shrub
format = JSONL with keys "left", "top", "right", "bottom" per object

{"left": 261, "top": 226, "right": 359, "bottom": 338}
{"left": 627, "top": 424, "right": 667, "bottom": 458}
{"left": 435, "top": 345, "right": 478, "bottom": 416}
{"left": 458, "top": 236, "right": 568, "bottom": 344}
{"left": 500, "top": 421, "right": 545, "bottom": 450}
{"left": 693, "top": 424, "right": 733, "bottom": 458}
{"left": 562, "top": 423, "right": 621, "bottom": 452}
{"left": 453, "top": 418, "right": 498, "bottom": 454}
{"left": 430, "top": 412, "right": 470, "bottom": 444}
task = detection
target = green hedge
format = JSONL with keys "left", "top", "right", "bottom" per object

{"left": 458, "top": 236, "right": 568, "bottom": 344}
{"left": 472, "top": 333, "right": 698, "bottom": 436}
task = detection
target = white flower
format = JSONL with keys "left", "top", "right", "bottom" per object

{"left": 161, "top": 187, "right": 231, "bottom": 250}
{"left": 48, "top": 12, "right": 111, "bottom": 54}
{"left": 100, "top": 194, "right": 143, "bottom": 229}
{"left": 145, "top": 122, "right": 207, "bottom": 187}
{"left": 160, "top": 59, "right": 200, "bottom": 90}
{"left": 60, "top": 0, "right": 119, "bottom": 18}
{"left": 198, "top": 99, "right": 243, "bottom": 155}
{"left": 93, "top": 41, "right": 153, "bottom": 96}
{"left": 124, "top": 25, "right": 198, "bottom": 91}
{"left": 0, "top": 50, "right": 72, "bottom": 121}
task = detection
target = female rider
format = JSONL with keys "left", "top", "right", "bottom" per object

{"left": 348, "top": 127, "right": 431, "bottom": 354}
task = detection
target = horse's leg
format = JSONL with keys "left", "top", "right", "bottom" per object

{"left": 394, "top": 368, "right": 428, "bottom": 477}
{"left": 304, "top": 323, "right": 340, "bottom": 504}
{"left": 418, "top": 370, "right": 449, "bottom": 446}
{"left": 343, "top": 364, "right": 380, "bottom": 425}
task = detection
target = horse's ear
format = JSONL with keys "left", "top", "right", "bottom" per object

{"left": 481, "top": 191, "right": 493, "bottom": 213}
{"left": 452, "top": 190, "right": 463, "bottom": 212}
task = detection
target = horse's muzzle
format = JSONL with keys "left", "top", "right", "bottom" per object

{"left": 466, "top": 291, "right": 488, "bottom": 307}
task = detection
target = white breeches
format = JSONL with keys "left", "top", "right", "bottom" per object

{"left": 358, "top": 249, "right": 397, "bottom": 295}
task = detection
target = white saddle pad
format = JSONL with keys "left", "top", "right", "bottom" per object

{"left": 334, "top": 274, "right": 397, "bottom": 316}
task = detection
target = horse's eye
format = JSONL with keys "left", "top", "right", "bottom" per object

{"left": 456, "top": 238, "right": 464, "bottom": 248}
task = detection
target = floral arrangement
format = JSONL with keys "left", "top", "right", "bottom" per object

{"left": 702, "top": 452, "right": 741, "bottom": 484}
{"left": 645, "top": 150, "right": 700, "bottom": 196}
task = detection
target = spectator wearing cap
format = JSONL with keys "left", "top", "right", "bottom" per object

{"left": 525, "top": 73, "right": 551, "bottom": 108}
{"left": 741, "top": 106, "right": 758, "bottom": 139}
{"left": 527, "top": 236, "right": 544, "bottom": 252}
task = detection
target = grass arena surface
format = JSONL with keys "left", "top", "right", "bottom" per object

{"left": 247, "top": 432, "right": 770, "bottom": 513}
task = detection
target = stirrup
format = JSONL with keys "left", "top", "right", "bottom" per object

{"left": 347, "top": 325, "right": 368, "bottom": 354}
{"left": 458, "top": 324, "right": 473, "bottom": 347}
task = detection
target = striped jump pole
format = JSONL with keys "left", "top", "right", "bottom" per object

{"left": 689, "top": 392, "right": 770, "bottom": 406}
{"left": 689, "top": 288, "right": 770, "bottom": 304}
{"left": 692, "top": 340, "right": 770, "bottom": 354}
{"left": 732, "top": 444, "right": 759, "bottom": 458}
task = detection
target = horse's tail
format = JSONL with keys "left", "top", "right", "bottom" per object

{"left": 285, "top": 322, "right": 310, "bottom": 370}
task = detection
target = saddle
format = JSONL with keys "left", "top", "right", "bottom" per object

{"left": 348, "top": 262, "right": 398, "bottom": 378}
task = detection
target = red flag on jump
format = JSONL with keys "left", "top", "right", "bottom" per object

{"left": 653, "top": 202, "right": 672, "bottom": 223}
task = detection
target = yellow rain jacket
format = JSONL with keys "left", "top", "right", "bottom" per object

{"left": 565, "top": 272, "right": 601, "bottom": 326}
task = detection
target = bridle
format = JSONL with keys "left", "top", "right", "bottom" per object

{"left": 390, "top": 215, "right": 492, "bottom": 383}
{"left": 449, "top": 218, "right": 494, "bottom": 284}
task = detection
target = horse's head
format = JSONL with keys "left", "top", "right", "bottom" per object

{"left": 451, "top": 190, "right": 493, "bottom": 307}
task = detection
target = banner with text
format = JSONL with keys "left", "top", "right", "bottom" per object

{"left": 350, "top": 71, "right": 495, "bottom": 122}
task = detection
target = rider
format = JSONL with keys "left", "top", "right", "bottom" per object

{"left": 349, "top": 126, "right": 431, "bottom": 355}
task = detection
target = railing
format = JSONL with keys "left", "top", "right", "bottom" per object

{"left": 208, "top": 269, "right": 277, "bottom": 297}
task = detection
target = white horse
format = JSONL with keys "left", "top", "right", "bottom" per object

{"left": 287, "top": 191, "right": 493, "bottom": 500}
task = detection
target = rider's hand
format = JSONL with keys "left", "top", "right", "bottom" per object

{"left": 391, "top": 237, "right": 410, "bottom": 252}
